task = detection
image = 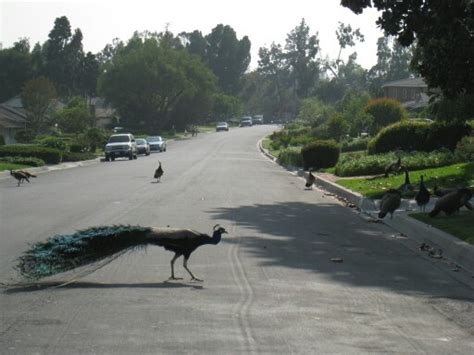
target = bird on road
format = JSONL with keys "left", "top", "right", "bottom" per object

{"left": 16, "top": 224, "right": 227, "bottom": 282}
{"left": 378, "top": 189, "right": 401, "bottom": 219}
{"left": 305, "top": 169, "right": 315, "bottom": 189}
{"left": 154, "top": 161, "right": 163, "bottom": 182}
{"left": 10, "top": 170, "right": 30, "bottom": 186}
{"left": 18, "top": 170, "right": 37, "bottom": 179}
{"left": 415, "top": 175, "right": 430, "bottom": 212}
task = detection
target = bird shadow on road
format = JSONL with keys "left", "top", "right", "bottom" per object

{"left": 208, "top": 201, "right": 474, "bottom": 301}
{"left": 2, "top": 280, "right": 204, "bottom": 294}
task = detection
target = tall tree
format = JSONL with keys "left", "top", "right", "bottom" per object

{"left": 0, "top": 42, "right": 33, "bottom": 101}
{"left": 204, "top": 24, "right": 251, "bottom": 95}
{"left": 341, "top": 0, "right": 474, "bottom": 98}
{"left": 79, "top": 52, "right": 99, "bottom": 98}
{"left": 21, "top": 76, "right": 57, "bottom": 134}
{"left": 99, "top": 36, "right": 216, "bottom": 131}
{"left": 285, "top": 18, "right": 321, "bottom": 98}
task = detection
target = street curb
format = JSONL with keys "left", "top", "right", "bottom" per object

{"left": 257, "top": 138, "right": 474, "bottom": 275}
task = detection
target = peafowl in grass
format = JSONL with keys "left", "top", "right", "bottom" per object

{"left": 415, "top": 175, "right": 430, "bottom": 212}
{"left": 429, "top": 188, "right": 473, "bottom": 217}
{"left": 16, "top": 224, "right": 227, "bottom": 282}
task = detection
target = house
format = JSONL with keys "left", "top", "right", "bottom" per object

{"left": 0, "top": 104, "right": 27, "bottom": 144}
{"left": 381, "top": 77, "right": 430, "bottom": 110}
{"left": 90, "top": 97, "right": 118, "bottom": 128}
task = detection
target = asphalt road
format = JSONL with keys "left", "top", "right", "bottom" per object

{"left": 1, "top": 125, "right": 473, "bottom": 354}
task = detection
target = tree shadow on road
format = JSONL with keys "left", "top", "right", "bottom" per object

{"left": 208, "top": 201, "right": 474, "bottom": 301}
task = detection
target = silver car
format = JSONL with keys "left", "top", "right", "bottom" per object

{"left": 146, "top": 136, "right": 167, "bottom": 152}
{"left": 104, "top": 133, "right": 138, "bottom": 161}
{"left": 135, "top": 138, "right": 150, "bottom": 155}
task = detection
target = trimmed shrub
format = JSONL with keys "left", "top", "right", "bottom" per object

{"left": 69, "top": 143, "right": 88, "bottom": 153}
{"left": 368, "top": 121, "right": 471, "bottom": 154}
{"left": 455, "top": 136, "right": 474, "bottom": 162}
{"left": 365, "top": 97, "right": 407, "bottom": 135}
{"left": 15, "top": 129, "right": 36, "bottom": 143}
{"left": 301, "top": 140, "right": 340, "bottom": 170}
{"left": 62, "top": 151, "right": 96, "bottom": 162}
{"left": 341, "top": 137, "right": 369, "bottom": 152}
{"left": 36, "top": 136, "right": 68, "bottom": 151}
{"left": 278, "top": 147, "right": 303, "bottom": 167}
{"left": 0, "top": 145, "right": 62, "bottom": 164}
{"left": 0, "top": 156, "right": 45, "bottom": 167}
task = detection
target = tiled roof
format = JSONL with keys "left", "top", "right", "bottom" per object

{"left": 0, "top": 104, "right": 27, "bottom": 128}
{"left": 382, "top": 77, "right": 427, "bottom": 88}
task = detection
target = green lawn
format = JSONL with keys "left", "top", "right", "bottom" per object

{"left": 336, "top": 162, "right": 474, "bottom": 198}
{"left": 410, "top": 211, "right": 474, "bottom": 244}
{"left": 0, "top": 162, "right": 31, "bottom": 171}
{"left": 262, "top": 138, "right": 280, "bottom": 157}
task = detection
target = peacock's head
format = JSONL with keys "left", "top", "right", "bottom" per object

{"left": 213, "top": 224, "right": 227, "bottom": 234}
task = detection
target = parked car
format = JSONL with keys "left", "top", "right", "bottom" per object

{"left": 240, "top": 117, "right": 253, "bottom": 127}
{"left": 216, "top": 122, "right": 229, "bottom": 132}
{"left": 104, "top": 133, "right": 138, "bottom": 161}
{"left": 147, "top": 136, "right": 167, "bottom": 152}
{"left": 253, "top": 115, "right": 263, "bottom": 124}
{"left": 135, "top": 138, "right": 150, "bottom": 155}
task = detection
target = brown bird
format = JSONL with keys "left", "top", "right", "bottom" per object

{"left": 154, "top": 161, "right": 163, "bottom": 182}
{"left": 10, "top": 170, "right": 29, "bottom": 186}
{"left": 429, "top": 188, "right": 473, "bottom": 217}
{"left": 17, "top": 170, "right": 37, "bottom": 178}
{"left": 399, "top": 168, "right": 414, "bottom": 193}
{"left": 384, "top": 157, "right": 402, "bottom": 177}
{"left": 414, "top": 175, "right": 430, "bottom": 212}
{"left": 305, "top": 169, "right": 315, "bottom": 189}
{"left": 378, "top": 189, "right": 401, "bottom": 219}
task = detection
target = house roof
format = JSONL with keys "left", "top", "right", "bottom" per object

{"left": 382, "top": 77, "right": 428, "bottom": 88}
{"left": 0, "top": 104, "right": 27, "bottom": 128}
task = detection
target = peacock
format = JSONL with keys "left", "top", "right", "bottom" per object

{"left": 384, "top": 157, "right": 402, "bottom": 177}
{"left": 10, "top": 170, "right": 30, "bottom": 186}
{"left": 305, "top": 169, "right": 315, "bottom": 189}
{"left": 414, "top": 175, "right": 430, "bottom": 212}
{"left": 399, "top": 168, "right": 414, "bottom": 193}
{"left": 154, "top": 161, "right": 163, "bottom": 182}
{"left": 378, "top": 189, "right": 401, "bottom": 219}
{"left": 429, "top": 188, "right": 473, "bottom": 217}
{"left": 16, "top": 224, "right": 227, "bottom": 282}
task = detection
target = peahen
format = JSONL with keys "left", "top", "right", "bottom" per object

{"left": 154, "top": 161, "right": 163, "bottom": 182}
{"left": 16, "top": 224, "right": 227, "bottom": 282}
{"left": 414, "top": 175, "right": 430, "bottom": 212}
{"left": 305, "top": 169, "right": 315, "bottom": 189}
{"left": 384, "top": 157, "right": 402, "bottom": 177}
{"left": 429, "top": 188, "right": 473, "bottom": 217}
{"left": 10, "top": 170, "right": 30, "bottom": 186}
{"left": 378, "top": 189, "right": 401, "bottom": 219}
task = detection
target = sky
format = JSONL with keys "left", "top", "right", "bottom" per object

{"left": 0, "top": 0, "right": 384, "bottom": 70}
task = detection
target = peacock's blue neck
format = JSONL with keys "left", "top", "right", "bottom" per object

{"left": 208, "top": 231, "right": 222, "bottom": 245}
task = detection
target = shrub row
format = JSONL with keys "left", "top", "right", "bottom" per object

{"left": 62, "top": 151, "right": 96, "bottom": 162}
{"left": 0, "top": 145, "right": 62, "bottom": 164}
{"left": 368, "top": 121, "right": 471, "bottom": 154}
{"left": 0, "top": 156, "right": 45, "bottom": 167}
{"left": 301, "top": 140, "right": 340, "bottom": 170}
{"left": 335, "top": 149, "right": 459, "bottom": 177}
{"left": 278, "top": 147, "right": 303, "bottom": 167}
{"left": 340, "top": 137, "right": 369, "bottom": 152}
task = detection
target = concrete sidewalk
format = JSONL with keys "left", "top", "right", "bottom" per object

{"left": 258, "top": 139, "right": 474, "bottom": 276}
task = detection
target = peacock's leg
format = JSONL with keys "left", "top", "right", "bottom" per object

{"left": 183, "top": 256, "right": 202, "bottom": 282}
{"left": 168, "top": 253, "right": 182, "bottom": 280}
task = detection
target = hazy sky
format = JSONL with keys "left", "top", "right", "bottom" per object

{"left": 0, "top": 0, "right": 384, "bottom": 70}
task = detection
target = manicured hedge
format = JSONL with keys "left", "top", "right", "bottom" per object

{"left": 0, "top": 156, "right": 45, "bottom": 167}
{"left": 0, "top": 145, "right": 62, "bottom": 164}
{"left": 341, "top": 137, "right": 369, "bottom": 152}
{"left": 62, "top": 151, "right": 96, "bottom": 162}
{"left": 301, "top": 140, "right": 340, "bottom": 170}
{"left": 368, "top": 121, "right": 471, "bottom": 154}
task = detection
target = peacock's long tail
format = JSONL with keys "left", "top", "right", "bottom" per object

{"left": 17, "top": 225, "right": 152, "bottom": 280}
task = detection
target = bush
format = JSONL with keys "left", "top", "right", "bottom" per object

{"left": 0, "top": 145, "right": 62, "bottom": 164}
{"left": 365, "top": 97, "right": 407, "bottom": 135}
{"left": 15, "top": 129, "right": 36, "bottom": 143}
{"left": 36, "top": 136, "right": 68, "bottom": 151}
{"left": 335, "top": 149, "right": 458, "bottom": 177}
{"left": 62, "top": 151, "right": 96, "bottom": 162}
{"left": 0, "top": 156, "right": 45, "bottom": 167}
{"left": 368, "top": 121, "right": 471, "bottom": 154}
{"left": 301, "top": 140, "right": 340, "bottom": 170}
{"left": 69, "top": 143, "right": 88, "bottom": 153}
{"left": 341, "top": 137, "right": 369, "bottom": 152}
{"left": 455, "top": 136, "right": 474, "bottom": 162}
{"left": 278, "top": 147, "right": 303, "bottom": 167}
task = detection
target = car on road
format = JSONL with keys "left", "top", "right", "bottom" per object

{"left": 253, "top": 115, "right": 263, "bottom": 124}
{"left": 216, "top": 122, "right": 229, "bottom": 132}
{"left": 240, "top": 117, "right": 253, "bottom": 127}
{"left": 104, "top": 133, "right": 138, "bottom": 161}
{"left": 135, "top": 138, "right": 150, "bottom": 155}
{"left": 147, "top": 136, "right": 167, "bottom": 152}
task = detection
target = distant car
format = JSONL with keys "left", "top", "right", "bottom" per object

{"left": 104, "top": 133, "right": 138, "bottom": 161}
{"left": 135, "top": 138, "right": 150, "bottom": 155}
{"left": 147, "top": 136, "right": 167, "bottom": 152}
{"left": 240, "top": 118, "right": 253, "bottom": 127}
{"left": 253, "top": 115, "right": 263, "bottom": 124}
{"left": 216, "top": 122, "right": 229, "bottom": 132}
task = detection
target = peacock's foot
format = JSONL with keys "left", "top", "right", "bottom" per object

{"left": 168, "top": 276, "right": 183, "bottom": 280}
{"left": 191, "top": 277, "right": 203, "bottom": 282}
